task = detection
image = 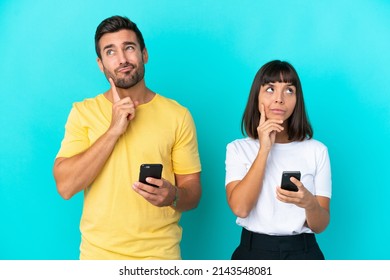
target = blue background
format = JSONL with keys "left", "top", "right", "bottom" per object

{"left": 1, "top": 0, "right": 389, "bottom": 260}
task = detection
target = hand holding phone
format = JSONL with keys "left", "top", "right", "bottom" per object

{"left": 139, "top": 164, "right": 163, "bottom": 188}
{"left": 281, "top": 171, "right": 301, "bottom": 192}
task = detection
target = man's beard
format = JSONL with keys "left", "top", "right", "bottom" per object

{"left": 103, "top": 62, "right": 145, "bottom": 89}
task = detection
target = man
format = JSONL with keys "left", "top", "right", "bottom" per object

{"left": 53, "top": 15, "right": 202, "bottom": 260}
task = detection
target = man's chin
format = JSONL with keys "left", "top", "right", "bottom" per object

{"left": 114, "top": 78, "right": 137, "bottom": 89}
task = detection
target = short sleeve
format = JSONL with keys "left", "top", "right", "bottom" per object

{"left": 171, "top": 109, "right": 201, "bottom": 174}
{"left": 314, "top": 145, "right": 332, "bottom": 198}
{"left": 225, "top": 141, "right": 247, "bottom": 187}
{"left": 56, "top": 105, "right": 90, "bottom": 158}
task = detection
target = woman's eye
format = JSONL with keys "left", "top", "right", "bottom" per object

{"left": 266, "top": 87, "right": 273, "bottom": 93}
{"left": 286, "top": 88, "right": 294, "bottom": 94}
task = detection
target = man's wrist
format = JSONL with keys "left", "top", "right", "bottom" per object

{"left": 171, "top": 185, "right": 179, "bottom": 207}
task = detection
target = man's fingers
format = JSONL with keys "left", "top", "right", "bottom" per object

{"left": 109, "top": 77, "right": 121, "bottom": 103}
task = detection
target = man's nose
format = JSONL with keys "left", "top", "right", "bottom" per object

{"left": 117, "top": 50, "right": 127, "bottom": 64}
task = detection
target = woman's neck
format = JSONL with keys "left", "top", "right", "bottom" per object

{"left": 275, "top": 132, "right": 291, "bottom": 143}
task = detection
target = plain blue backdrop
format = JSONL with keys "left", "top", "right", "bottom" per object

{"left": 1, "top": 0, "right": 389, "bottom": 260}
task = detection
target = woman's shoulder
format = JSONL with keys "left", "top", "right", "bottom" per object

{"left": 227, "top": 137, "right": 257, "bottom": 149}
{"left": 302, "top": 138, "right": 329, "bottom": 151}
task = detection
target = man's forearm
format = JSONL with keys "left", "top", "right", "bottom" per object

{"left": 53, "top": 131, "right": 120, "bottom": 199}
{"left": 173, "top": 175, "right": 201, "bottom": 212}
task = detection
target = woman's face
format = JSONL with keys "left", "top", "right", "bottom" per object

{"left": 258, "top": 81, "right": 297, "bottom": 123}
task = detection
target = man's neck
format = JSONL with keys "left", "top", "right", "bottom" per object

{"left": 105, "top": 80, "right": 155, "bottom": 105}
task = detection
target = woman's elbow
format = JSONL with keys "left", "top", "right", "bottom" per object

{"left": 309, "top": 219, "right": 330, "bottom": 234}
{"left": 230, "top": 205, "right": 250, "bottom": 218}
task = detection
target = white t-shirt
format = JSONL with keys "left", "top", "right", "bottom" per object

{"left": 225, "top": 138, "right": 331, "bottom": 235}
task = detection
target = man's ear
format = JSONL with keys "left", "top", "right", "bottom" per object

{"left": 142, "top": 48, "right": 149, "bottom": 64}
{"left": 97, "top": 57, "right": 104, "bottom": 73}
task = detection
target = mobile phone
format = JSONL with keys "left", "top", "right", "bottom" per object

{"left": 281, "top": 171, "right": 301, "bottom": 192}
{"left": 139, "top": 164, "right": 163, "bottom": 188}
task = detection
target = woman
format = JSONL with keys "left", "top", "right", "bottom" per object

{"left": 225, "top": 60, "right": 331, "bottom": 260}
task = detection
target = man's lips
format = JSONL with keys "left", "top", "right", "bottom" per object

{"left": 116, "top": 63, "right": 135, "bottom": 73}
{"left": 117, "top": 66, "right": 134, "bottom": 73}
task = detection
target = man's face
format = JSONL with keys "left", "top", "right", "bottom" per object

{"left": 97, "top": 29, "right": 148, "bottom": 89}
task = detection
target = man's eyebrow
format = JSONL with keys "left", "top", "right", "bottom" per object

{"left": 102, "top": 44, "right": 115, "bottom": 51}
{"left": 123, "top": 41, "right": 137, "bottom": 46}
{"left": 102, "top": 41, "right": 137, "bottom": 52}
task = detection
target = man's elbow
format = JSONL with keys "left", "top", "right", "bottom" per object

{"left": 56, "top": 181, "right": 74, "bottom": 200}
{"left": 190, "top": 195, "right": 201, "bottom": 210}
{"left": 53, "top": 171, "right": 75, "bottom": 200}
{"left": 179, "top": 187, "right": 201, "bottom": 212}
{"left": 53, "top": 162, "right": 75, "bottom": 200}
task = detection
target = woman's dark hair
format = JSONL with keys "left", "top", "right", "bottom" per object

{"left": 94, "top": 15, "right": 145, "bottom": 59}
{"left": 241, "top": 60, "right": 313, "bottom": 141}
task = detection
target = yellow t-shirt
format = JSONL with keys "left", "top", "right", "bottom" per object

{"left": 56, "top": 94, "right": 201, "bottom": 259}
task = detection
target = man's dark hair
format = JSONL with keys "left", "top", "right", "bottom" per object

{"left": 94, "top": 15, "right": 145, "bottom": 59}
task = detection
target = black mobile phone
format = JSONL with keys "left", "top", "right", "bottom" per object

{"left": 281, "top": 171, "right": 301, "bottom": 192}
{"left": 139, "top": 164, "right": 163, "bottom": 188}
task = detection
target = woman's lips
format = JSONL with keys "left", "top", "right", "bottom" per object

{"left": 270, "top": 109, "right": 285, "bottom": 115}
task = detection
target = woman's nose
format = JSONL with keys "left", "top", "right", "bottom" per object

{"left": 274, "top": 91, "right": 284, "bottom": 103}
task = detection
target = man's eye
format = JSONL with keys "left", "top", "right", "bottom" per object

{"left": 106, "top": 50, "right": 114, "bottom": 55}
{"left": 125, "top": 45, "right": 134, "bottom": 51}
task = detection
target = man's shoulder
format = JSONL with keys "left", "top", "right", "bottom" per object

{"left": 72, "top": 94, "right": 106, "bottom": 110}
{"left": 154, "top": 94, "right": 189, "bottom": 112}
{"left": 155, "top": 94, "right": 183, "bottom": 106}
